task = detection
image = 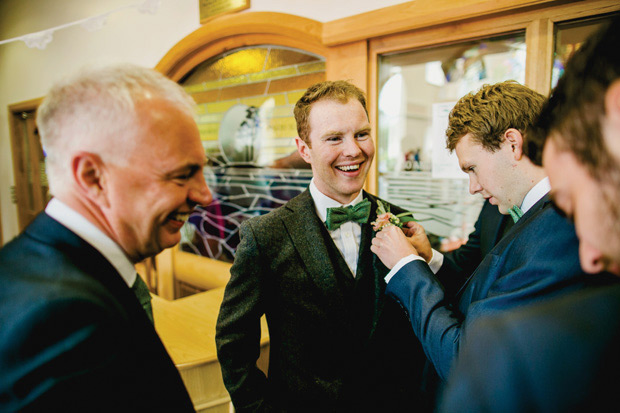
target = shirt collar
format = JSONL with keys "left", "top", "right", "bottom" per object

{"left": 45, "top": 198, "right": 137, "bottom": 287}
{"left": 309, "top": 179, "right": 364, "bottom": 223}
{"left": 520, "top": 177, "right": 550, "bottom": 215}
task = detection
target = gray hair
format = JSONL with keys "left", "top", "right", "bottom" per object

{"left": 36, "top": 64, "right": 196, "bottom": 195}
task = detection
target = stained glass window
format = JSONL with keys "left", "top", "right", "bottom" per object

{"left": 179, "top": 46, "right": 325, "bottom": 261}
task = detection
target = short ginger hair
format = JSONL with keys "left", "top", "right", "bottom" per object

{"left": 446, "top": 81, "right": 546, "bottom": 157}
{"left": 293, "top": 80, "right": 368, "bottom": 146}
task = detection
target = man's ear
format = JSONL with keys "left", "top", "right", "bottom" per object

{"left": 72, "top": 152, "right": 109, "bottom": 207}
{"left": 605, "top": 79, "right": 620, "bottom": 125}
{"left": 295, "top": 137, "right": 312, "bottom": 164}
{"left": 504, "top": 128, "right": 524, "bottom": 160}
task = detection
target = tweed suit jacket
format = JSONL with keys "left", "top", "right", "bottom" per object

{"left": 0, "top": 213, "right": 195, "bottom": 412}
{"left": 385, "top": 195, "right": 617, "bottom": 381}
{"left": 216, "top": 190, "right": 426, "bottom": 412}
{"left": 440, "top": 283, "right": 620, "bottom": 413}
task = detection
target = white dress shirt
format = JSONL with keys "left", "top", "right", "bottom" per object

{"left": 309, "top": 180, "right": 364, "bottom": 277}
{"left": 384, "top": 177, "right": 551, "bottom": 283}
{"left": 45, "top": 198, "right": 137, "bottom": 287}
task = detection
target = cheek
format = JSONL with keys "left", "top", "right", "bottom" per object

{"left": 362, "top": 141, "right": 375, "bottom": 158}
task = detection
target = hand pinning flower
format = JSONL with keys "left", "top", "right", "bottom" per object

{"left": 371, "top": 200, "right": 417, "bottom": 231}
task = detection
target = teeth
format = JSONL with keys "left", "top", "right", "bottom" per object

{"left": 171, "top": 212, "right": 190, "bottom": 222}
{"left": 337, "top": 164, "right": 360, "bottom": 172}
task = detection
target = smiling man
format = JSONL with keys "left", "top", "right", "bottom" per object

{"left": 216, "top": 80, "right": 426, "bottom": 412}
{"left": 0, "top": 64, "right": 212, "bottom": 411}
{"left": 438, "top": 18, "right": 620, "bottom": 412}
{"left": 370, "top": 81, "right": 614, "bottom": 399}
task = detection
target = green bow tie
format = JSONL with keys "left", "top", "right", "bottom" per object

{"left": 132, "top": 274, "right": 154, "bottom": 324}
{"left": 325, "top": 198, "right": 371, "bottom": 231}
{"left": 508, "top": 205, "right": 524, "bottom": 223}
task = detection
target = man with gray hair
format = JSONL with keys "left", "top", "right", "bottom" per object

{"left": 0, "top": 64, "right": 212, "bottom": 411}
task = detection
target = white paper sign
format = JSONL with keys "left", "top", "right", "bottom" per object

{"left": 431, "top": 102, "right": 467, "bottom": 179}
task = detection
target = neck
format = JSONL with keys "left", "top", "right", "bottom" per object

{"left": 56, "top": 192, "right": 122, "bottom": 254}
{"left": 515, "top": 164, "right": 547, "bottom": 206}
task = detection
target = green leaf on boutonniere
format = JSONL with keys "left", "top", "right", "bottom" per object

{"left": 371, "top": 200, "right": 417, "bottom": 231}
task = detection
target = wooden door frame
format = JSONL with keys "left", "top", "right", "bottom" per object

{"left": 8, "top": 97, "right": 45, "bottom": 232}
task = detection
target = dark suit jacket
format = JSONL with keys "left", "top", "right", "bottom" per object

{"left": 0, "top": 213, "right": 194, "bottom": 412}
{"left": 216, "top": 190, "right": 426, "bottom": 412}
{"left": 439, "top": 283, "right": 620, "bottom": 413}
{"left": 385, "top": 195, "right": 615, "bottom": 381}
{"left": 438, "top": 200, "right": 511, "bottom": 298}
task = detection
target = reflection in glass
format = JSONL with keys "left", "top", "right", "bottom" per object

{"left": 552, "top": 15, "right": 617, "bottom": 89}
{"left": 378, "top": 33, "right": 526, "bottom": 242}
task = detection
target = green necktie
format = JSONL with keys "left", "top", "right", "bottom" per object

{"left": 508, "top": 205, "right": 524, "bottom": 223}
{"left": 131, "top": 274, "right": 154, "bottom": 324}
{"left": 325, "top": 198, "right": 371, "bottom": 231}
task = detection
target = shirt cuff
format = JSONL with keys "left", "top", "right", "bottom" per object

{"left": 428, "top": 249, "right": 444, "bottom": 274}
{"left": 384, "top": 254, "right": 425, "bottom": 284}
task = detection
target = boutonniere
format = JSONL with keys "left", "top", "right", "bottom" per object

{"left": 371, "top": 200, "right": 417, "bottom": 231}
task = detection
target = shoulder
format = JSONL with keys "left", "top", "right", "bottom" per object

{"left": 512, "top": 201, "right": 578, "bottom": 246}
{"left": 240, "top": 190, "right": 311, "bottom": 231}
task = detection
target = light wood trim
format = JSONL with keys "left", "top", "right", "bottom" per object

{"left": 156, "top": 12, "right": 326, "bottom": 81}
{"left": 367, "top": 41, "right": 380, "bottom": 195}
{"left": 323, "top": 0, "right": 574, "bottom": 46}
{"left": 325, "top": 40, "right": 368, "bottom": 92}
{"left": 526, "top": 18, "right": 554, "bottom": 95}
{"left": 174, "top": 249, "right": 231, "bottom": 291}
{"left": 8, "top": 98, "right": 45, "bottom": 231}
{"left": 155, "top": 247, "right": 175, "bottom": 300}
{"left": 8, "top": 97, "right": 43, "bottom": 113}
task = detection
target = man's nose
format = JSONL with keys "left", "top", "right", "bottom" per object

{"left": 189, "top": 173, "right": 213, "bottom": 207}
{"left": 468, "top": 176, "right": 482, "bottom": 195}
{"left": 579, "top": 240, "right": 606, "bottom": 274}
{"left": 342, "top": 137, "right": 362, "bottom": 156}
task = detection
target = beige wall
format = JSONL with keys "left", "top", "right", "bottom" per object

{"left": 0, "top": 0, "right": 409, "bottom": 243}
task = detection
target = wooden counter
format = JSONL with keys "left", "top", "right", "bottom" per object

{"left": 153, "top": 288, "right": 269, "bottom": 412}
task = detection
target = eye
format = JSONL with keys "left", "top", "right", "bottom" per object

{"left": 326, "top": 135, "right": 342, "bottom": 143}
{"left": 356, "top": 131, "right": 370, "bottom": 140}
{"left": 172, "top": 166, "right": 201, "bottom": 183}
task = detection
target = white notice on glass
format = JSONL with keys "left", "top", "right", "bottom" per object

{"left": 431, "top": 102, "right": 467, "bottom": 179}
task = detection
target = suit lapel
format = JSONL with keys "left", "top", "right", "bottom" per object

{"left": 455, "top": 193, "right": 551, "bottom": 301}
{"left": 281, "top": 190, "right": 344, "bottom": 298}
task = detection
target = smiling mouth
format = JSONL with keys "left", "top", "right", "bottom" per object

{"left": 168, "top": 211, "right": 191, "bottom": 223}
{"left": 336, "top": 164, "right": 361, "bottom": 172}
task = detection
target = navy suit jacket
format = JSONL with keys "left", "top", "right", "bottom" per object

{"left": 0, "top": 213, "right": 194, "bottom": 412}
{"left": 385, "top": 195, "right": 614, "bottom": 380}
{"left": 439, "top": 283, "right": 620, "bottom": 413}
{"left": 438, "top": 200, "right": 511, "bottom": 298}
{"left": 216, "top": 190, "right": 426, "bottom": 412}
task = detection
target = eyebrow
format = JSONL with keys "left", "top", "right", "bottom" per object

{"left": 320, "top": 126, "right": 371, "bottom": 138}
